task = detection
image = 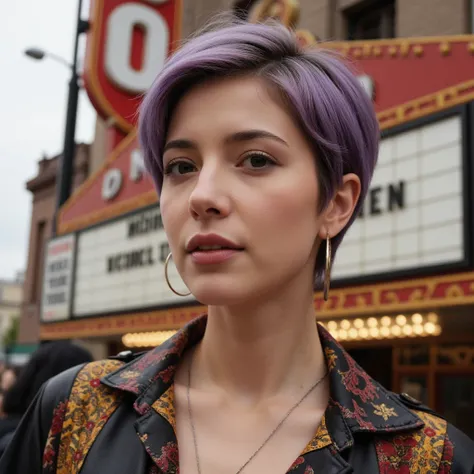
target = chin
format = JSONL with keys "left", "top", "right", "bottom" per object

{"left": 188, "top": 280, "right": 257, "bottom": 307}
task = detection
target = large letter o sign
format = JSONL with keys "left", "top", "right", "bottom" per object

{"left": 104, "top": 3, "right": 169, "bottom": 94}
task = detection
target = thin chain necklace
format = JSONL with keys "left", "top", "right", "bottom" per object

{"left": 186, "top": 349, "right": 328, "bottom": 474}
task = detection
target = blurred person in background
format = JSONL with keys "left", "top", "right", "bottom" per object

{"left": 0, "top": 366, "right": 19, "bottom": 396}
{"left": 0, "top": 365, "right": 21, "bottom": 418}
{"left": 0, "top": 341, "right": 93, "bottom": 457}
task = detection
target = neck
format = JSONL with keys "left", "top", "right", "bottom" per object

{"left": 193, "top": 280, "right": 327, "bottom": 405}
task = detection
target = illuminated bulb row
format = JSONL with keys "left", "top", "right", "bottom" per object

{"left": 320, "top": 312, "right": 441, "bottom": 342}
{"left": 122, "top": 330, "right": 177, "bottom": 348}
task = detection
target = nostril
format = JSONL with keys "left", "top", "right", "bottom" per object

{"left": 207, "top": 207, "right": 220, "bottom": 215}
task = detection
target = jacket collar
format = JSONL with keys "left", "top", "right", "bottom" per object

{"left": 103, "top": 314, "right": 423, "bottom": 444}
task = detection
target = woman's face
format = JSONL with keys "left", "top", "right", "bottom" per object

{"left": 160, "top": 76, "right": 327, "bottom": 305}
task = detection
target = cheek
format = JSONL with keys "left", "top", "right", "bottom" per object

{"left": 254, "top": 184, "right": 320, "bottom": 253}
{"left": 160, "top": 194, "right": 182, "bottom": 248}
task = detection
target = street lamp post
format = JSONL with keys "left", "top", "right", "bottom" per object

{"left": 25, "top": 0, "right": 89, "bottom": 236}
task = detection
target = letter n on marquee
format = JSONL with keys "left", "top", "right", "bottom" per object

{"left": 83, "top": 0, "right": 182, "bottom": 134}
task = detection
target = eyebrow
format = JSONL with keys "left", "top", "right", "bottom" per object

{"left": 163, "top": 129, "right": 289, "bottom": 153}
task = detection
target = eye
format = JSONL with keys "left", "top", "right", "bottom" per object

{"left": 240, "top": 152, "right": 277, "bottom": 170}
{"left": 164, "top": 160, "right": 197, "bottom": 176}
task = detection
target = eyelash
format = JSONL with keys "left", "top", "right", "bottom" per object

{"left": 163, "top": 159, "right": 196, "bottom": 176}
{"left": 239, "top": 151, "right": 277, "bottom": 170}
{"left": 163, "top": 151, "right": 277, "bottom": 176}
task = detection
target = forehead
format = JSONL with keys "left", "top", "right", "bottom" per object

{"left": 166, "top": 76, "right": 298, "bottom": 140}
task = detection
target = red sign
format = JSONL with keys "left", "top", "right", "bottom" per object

{"left": 84, "top": 0, "right": 182, "bottom": 133}
{"left": 58, "top": 132, "right": 157, "bottom": 234}
{"left": 323, "top": 37, "right": 474, "bottom": 128}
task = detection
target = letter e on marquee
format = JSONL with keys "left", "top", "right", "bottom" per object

{"left": 84, "top": 0, "right": 182, "bottom": 133}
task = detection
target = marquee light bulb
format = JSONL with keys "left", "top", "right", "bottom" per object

{"left": 403, "top": 325, "right": 413, "bottom": 336}
{"left": 412, "top": 313, "right": 423, "bottom": 324}
{"left": 381, "top": 316, "right": 392, "bottom": 327}
{"left": 396, "top": 315, "right": 407, "bottom": 326}
{"left": 391, "top": 325, "right": 402, "bottom": 336}
{"left": 341, "top": 319, "right": 351, "bottom": 330}
{"left": 327, "top": 321, "right": 338, "bottom": 331}
{"left": 367, "top": 317, "right": 378, "bottom": 327}
{"left": 427, "top": 312, "right": 439, "bottom": 323}
{"left": 413, "top": 324, "right": 424, "bottom": 335}
{"left": 424, "top": 322, "right": 436, "bottom": 334}
{"left": 349, "top": 328, "right": 358, "bottom": 339}
{"left": 339, "top": 329, "right": 348, "bottom": 340}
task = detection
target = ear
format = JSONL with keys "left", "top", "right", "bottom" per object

{"left": 318, "top": 173, "right": 361, "bottom": 240}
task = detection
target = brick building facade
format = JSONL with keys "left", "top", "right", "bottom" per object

{"left": 181, "top": 0, "right": 471, "bottom": 41}
{"left": 18, "top": 144, "right": 90, "bottom": 345}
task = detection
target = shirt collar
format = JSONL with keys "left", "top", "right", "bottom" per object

{"left": 103, "top": 314, "right": 423, "bottom": 445}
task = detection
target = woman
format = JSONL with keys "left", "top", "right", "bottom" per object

{"left": 0, "top": 17, "right": 472, "bottom": 474}
{"left": 0, "top": 342, "right": 93, "bottom": 458}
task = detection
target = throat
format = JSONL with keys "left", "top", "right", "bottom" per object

{"left": 191, "top": 307, "right": 328, "bottom": 404}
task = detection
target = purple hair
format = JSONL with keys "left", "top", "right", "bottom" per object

{"left": 138, "top": 17, "right": 379, "bottom": 283}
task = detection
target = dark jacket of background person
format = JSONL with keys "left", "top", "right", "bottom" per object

{"left": 0, "top": 341, "right": 93, "bottom": 457}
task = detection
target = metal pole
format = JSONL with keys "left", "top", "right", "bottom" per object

{"left": 52, "top": 0, "right": 84, "bottom": 236}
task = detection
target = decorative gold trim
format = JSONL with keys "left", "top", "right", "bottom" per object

{"left": 320, "top": 35, "right": 474, "bottom": 60}
{"left": 400, "top": 42, "right": 410, "bottom": 57}
{"left": 388, "top": 46, "right": 398, "bottom": 57}
{"left": 316, "top": 271, "right": 474, "bottom": 318}
{"left": 413, "top": 45, "right": 424, "bottom": 57}
{"left": 373, "top": 46, "right": 382, "bottom": 57}
{"left": 58, "top": 190, "right": 157, "bottom": 235}
{"left": 40, "top": 271, "right": 474, "bottom": 340}
{"left": 440, "top": 42, "right": 451, "bottom": 56}
{"left": 378, "top": 79, "right": 474, "bottom": 130}
{"left": 322, "top": 34, "right": 474, "bottom": 49}
{"left": 248, "top": 0, "right": 300, "bottom": 28}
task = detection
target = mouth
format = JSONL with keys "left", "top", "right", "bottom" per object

{"left": 192, "top": 245, "right": 243, "bottom": 252}
{"left": 186, "top": 234, "right": 244, "bottom": 254}
{"left": 185, "top": 234, "right": 244, "bottom": 264}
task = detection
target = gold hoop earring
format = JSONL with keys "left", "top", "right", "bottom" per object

{"left": 323, "top": 233, "right": 332, "bottom": 301}
{"left": 164, "top": 253, "right": 191, "bottom": 297}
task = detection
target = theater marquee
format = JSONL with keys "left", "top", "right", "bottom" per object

{"left": 333, "top": 110, "right": 468, "bottom": 283}
{"left": 73, "top": 205, "right": 194, "bottom": 318}
{"left": 40, "top": 234, "right": 76, "bottom": 322}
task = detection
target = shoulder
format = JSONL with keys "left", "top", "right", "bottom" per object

{"left": 391, "top": 393, "right": 474, "bottom": 472}
{"left": 40, "top": 363, "right": 88, "bottom": 413}
{"left": 39, "top": 357, "right": 130, "bottom": 415}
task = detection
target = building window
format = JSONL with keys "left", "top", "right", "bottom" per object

{"left": 346, "top": 0, "right": 395, "bottom": 40}
{"left": 30, "top": 220, "right": 46, "bottom": 303}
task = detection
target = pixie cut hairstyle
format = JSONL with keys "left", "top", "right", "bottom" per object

{"left": 139, "top": 17, "right": 379, "bottom": 281}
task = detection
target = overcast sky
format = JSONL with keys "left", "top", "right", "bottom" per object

{"left": 0, "top": 0, "right": 97, "bottom": 280}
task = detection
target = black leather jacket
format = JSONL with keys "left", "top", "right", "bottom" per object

{"left": 0, "top": 316, "right": 473, "bottom": 473}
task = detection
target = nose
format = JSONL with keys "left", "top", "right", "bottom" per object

{"left": 188, "top": 163, "right": 231, "bottom": 220}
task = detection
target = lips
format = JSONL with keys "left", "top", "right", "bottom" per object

{"left": 186, "top": 234, "right": 244, "bottom": 253}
